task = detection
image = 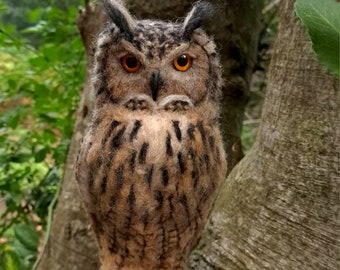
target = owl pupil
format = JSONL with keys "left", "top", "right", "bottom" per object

{"left": 177, "top": 55, "right": 188, "bottom": 67}
{"left": 121, "top": 54, "right": 141, "bottom": 72}
{"left": 126, "top": 56, "right": 138, "bottom": 68}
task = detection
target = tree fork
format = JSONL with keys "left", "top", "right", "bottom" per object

{"left": 189, "top": 0, "right": 339, "bottom": 269}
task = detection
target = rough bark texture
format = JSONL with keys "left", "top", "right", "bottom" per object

{"left": 34, "top": 5, "right": 107, "bottom": 270}
{"left": 189, "top": 0, "right": 340, "bottom": 269}
{"left": 34, "top": 1, "right": 263, "bottom": 269}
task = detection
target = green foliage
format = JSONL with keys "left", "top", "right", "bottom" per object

{"left": 1, "top": 251, "right": 21, "bottom": 270}
{"left": 0, "top": 1, "right": 84, "bottom": 269}
{"left": 0, "top": 224, "right": 39, "bottom": 270}
{"left": 295, "top": 0, "right": 340, "bottom": 76}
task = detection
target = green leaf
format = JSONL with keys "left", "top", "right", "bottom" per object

{"left": 13, "top": 224, "right": 39, "bottom": 252}
{"left": 0, "top": 1, "right": 82, "bottom": 262}
{"left": 3, "top": 250, "right": 21, "bottom": 270}
{"left": 29, "top": 56, "right": 49, "bottom": 70}
{"left": 42, "top": 130, "right": 57, "bottom": 144}
{"left": 295, "top": 0, "right": 340, "bottom": 76}
{"left": 27, "top": 8, "right": 42, "bottom": 22}
{"left": 22, "top": 21, "right": 47, "bottom": 34}
{"left": 34, "top": 148, "right": 48, "bottom": 162}
{"left": 0, "top": 2, "right": 9, "bottom": 15}
{"left": 41, "top": 45, "right": 63, "bottom": 63}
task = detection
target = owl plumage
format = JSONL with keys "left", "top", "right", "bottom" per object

{"left": 76, "top": 1, "right": 227, "bottom": 269}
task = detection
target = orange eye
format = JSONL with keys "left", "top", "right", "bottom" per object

{"left": 121, "top": 54, "right": 141, "bottom": 73}
{"left": 173, "top": 54, "right": 192, "bottom": 71}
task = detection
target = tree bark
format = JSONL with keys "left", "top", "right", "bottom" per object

{"left": 189, "top": 0, "right": 339, "bottom": 269}
{"left": 34, "top": 1, "right": 263, "bottom": 269}
{"left": 34, "top": 5, "right": 107, "bottom": 270}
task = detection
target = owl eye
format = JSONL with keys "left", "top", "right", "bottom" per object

{"left": 173, "top": 54, "right": 192, "bottom": 72}
{"left": 121, "top": 54, "right": 141, "bottom": 73}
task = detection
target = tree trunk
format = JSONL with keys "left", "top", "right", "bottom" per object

{"left": 34, "top": 1, "right": 263, "bottom": 269}
{"left": 189, "top": 0, "right": 339, "bottom": 269}
{"left": 34, "top": 5, "right": 108, "bottom": 270}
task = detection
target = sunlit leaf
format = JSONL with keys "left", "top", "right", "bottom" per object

{"left": 3, "top": 250, "right": 21, "bottom": 270}
{"left": 22, "top": 21, "right": 47, "bottom": 33}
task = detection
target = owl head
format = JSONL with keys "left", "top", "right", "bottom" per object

{"left": 93, "top": 0, "right": 222, "bottom": 113}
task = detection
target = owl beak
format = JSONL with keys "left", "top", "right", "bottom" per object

{"left": 150, "top": 71, "right": 163, "bottom": 101}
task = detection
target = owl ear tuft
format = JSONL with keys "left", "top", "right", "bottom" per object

{"left": 181, "top": 1, "right": 214, "bottom": 41}
{"left": 102, "top": 0, "right": 136, "bottom": 42}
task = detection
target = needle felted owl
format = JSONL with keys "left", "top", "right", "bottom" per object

{"left": 76, "top": 0, "right": 227, "bottom": 269}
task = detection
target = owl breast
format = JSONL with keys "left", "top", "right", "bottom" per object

{"left": 76, "top": 96, "right": 226, "bottom": 269}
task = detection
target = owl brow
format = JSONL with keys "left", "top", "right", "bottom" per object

{"left": 165, "top": 43, "right": 192, "bottom": 60}
{"left": 116, "top": 40, "right": 147, "bottom": 62}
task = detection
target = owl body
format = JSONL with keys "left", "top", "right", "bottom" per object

{"left": 76, "top": 1, "right": 227, "bottom": 269}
